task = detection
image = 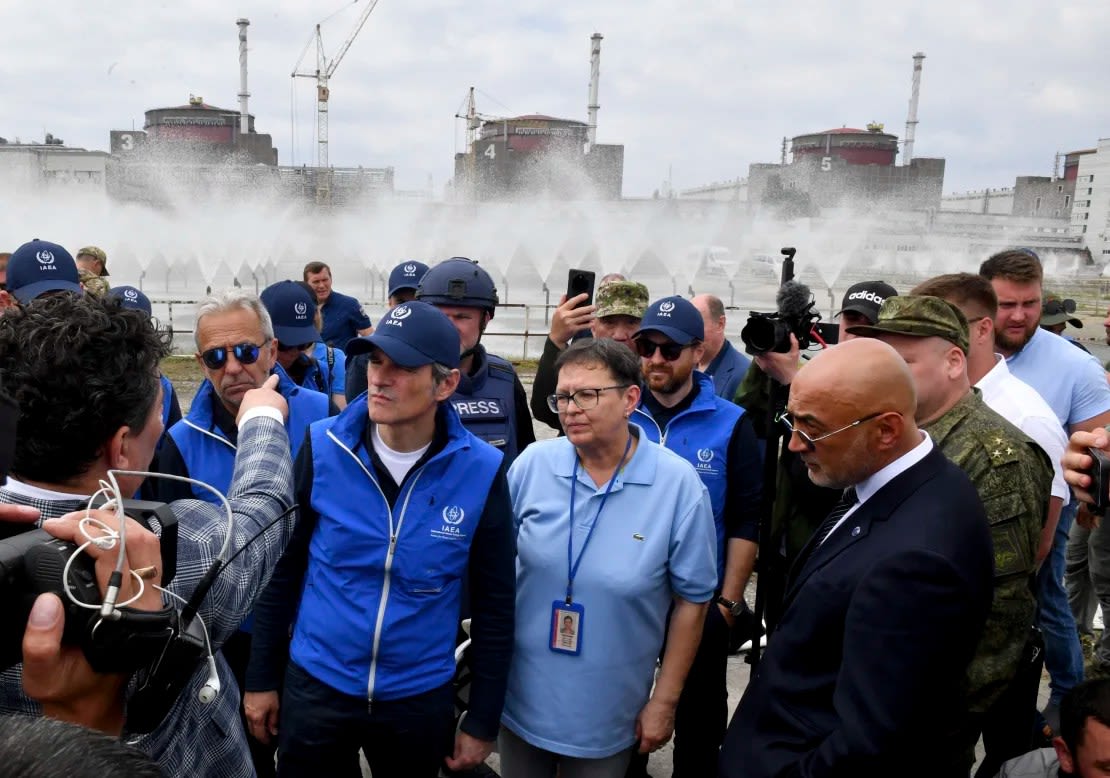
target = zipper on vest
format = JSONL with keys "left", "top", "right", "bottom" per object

{"left": 182, "top": 419, "right": 237, "bottom": 451}
{"left": 325, "top": 429, "right": 428, "bottom": 709}
{"left": 633, "top": 408, "right": 665, "bottom": 445}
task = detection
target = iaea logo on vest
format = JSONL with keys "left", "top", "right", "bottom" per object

{"left": 697, "top": 448, "right": 714, "bottom": 463}
{"left": 432, "top": 504, "right": 468, "bottom": 540}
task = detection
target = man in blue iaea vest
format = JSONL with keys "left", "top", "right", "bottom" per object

{"left": 627, "top": 295, "right": 763, "bottom": 778}
{"left": 244, "top": 300, "right": 516, "bottom": 777}
{"left": 153, "top": 287, "right": 330, "bottom": 778}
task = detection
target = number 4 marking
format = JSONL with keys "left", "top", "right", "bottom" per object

{"left": 484, "top": 144, "right": 496, "bottom": 160}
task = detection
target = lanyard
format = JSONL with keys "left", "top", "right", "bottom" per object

{"left": 566, "top": 433, "right": 633, "bottom": 604}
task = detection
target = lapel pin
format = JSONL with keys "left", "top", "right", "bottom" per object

{"left": 632, "top": 533, "right": 645, "bottom": 541}
{"left": 851, "top": 526, "right": 861, "bottom": 537}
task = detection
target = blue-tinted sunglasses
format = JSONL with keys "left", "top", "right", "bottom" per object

{"left": 200, "top": 340, "right": 269, "bottom": 370}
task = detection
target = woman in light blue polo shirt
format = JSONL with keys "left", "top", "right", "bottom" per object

{"left": 501, "top": 338, "right": 717, "bottom": 777}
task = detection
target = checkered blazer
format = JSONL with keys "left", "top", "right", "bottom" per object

{"left": 0, "top": 416, "right": 295, "bottom": 778}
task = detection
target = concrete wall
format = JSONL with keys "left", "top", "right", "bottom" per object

{"left": 1072, "top": 138, "right": 1110, "bottom": 265}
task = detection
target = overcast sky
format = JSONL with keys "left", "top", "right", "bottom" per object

{"left": 3, "top": 0, "right": 1108, "bottom": 198}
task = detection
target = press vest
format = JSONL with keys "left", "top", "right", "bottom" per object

{"left": 450, "top": 347, "right": 521, "bottom": 464}
{"left": 166, "top": 366, "right": 329, "bottom": 502}
{"left": 291, "top": 399, "right": 503, "bottom": 702}
{"left": 632, "top": 371, "right": 744, "bottom": 582}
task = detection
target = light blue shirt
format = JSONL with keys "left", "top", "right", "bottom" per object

{"left": 1006, "top": 327, "right": 1110, "bottom": 430}
{"left": 502, "top": 429, "right": 717, "bottom": 759}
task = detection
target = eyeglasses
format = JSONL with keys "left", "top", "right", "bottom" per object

{"left": 775, "top": 410, "right": 884, "bottom": 451}
{"left": 200, "top": 340, "right": 270, "bottom": 370}
{"left": 547, "top": 385, "right": 630, "bottom": 413}
{"left": 633, "top": 339, "right": 693, "bottom": 361}
{"left": 278, "top": 341, "right": 314, "bottom": 352}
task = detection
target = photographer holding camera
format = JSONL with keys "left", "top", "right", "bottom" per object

{"left": 0, "top": 293, "right": 296, "bottom": 778}
{"left": 734, "top": 272, "right": 898, "bottom": 631}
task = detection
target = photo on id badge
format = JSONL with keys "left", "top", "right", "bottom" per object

{"left": 550, "top": 601, "right": 585, "bottom": 656}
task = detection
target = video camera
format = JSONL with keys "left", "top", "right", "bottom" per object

{"left": 0, "top": 499, "right": 180, "bottom": 675}
{"left": 740, "top": 247, "right": 822, "bottom": 355}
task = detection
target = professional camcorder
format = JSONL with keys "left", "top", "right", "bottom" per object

{"left": 0, "top": 499, "right": 180, "bottom": 675}
{"left": 740, "top": 247, "right": 822, "bottom": 355}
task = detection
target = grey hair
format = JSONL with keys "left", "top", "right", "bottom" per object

{"left": 430, "top": 361, "right": 455, "bottom": 389}
{"left": 193, "top": 288, "right": 275, "bottom": 350}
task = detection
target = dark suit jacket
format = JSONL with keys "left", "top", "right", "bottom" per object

{"left": 719, "top": 445, "right": 993, "bottom": 778}
{"left": 709, "top": 339, "right": 751, "bottom": 402}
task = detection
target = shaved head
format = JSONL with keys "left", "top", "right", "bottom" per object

{"left": 787, "top": 339, "right": 920, "bottom": 487}
{"left": 795, "top": 338, "right": 917, "bottom": 419}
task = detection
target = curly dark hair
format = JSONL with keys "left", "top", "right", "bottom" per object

{"left": 0, "top": 294, "right": 172, "bottom": 484}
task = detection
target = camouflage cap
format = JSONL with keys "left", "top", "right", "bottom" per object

{"left": 594, "top": 280, "right": 649, "bottom": 319}
{"left": 1041, "top": 292, "right": 1082, "bottom": 328}
{"left": 846, "top": 294, "right": 970, "bottom": 354}
{"left": 75, "top": 245, "right": 108, "bottom": 276}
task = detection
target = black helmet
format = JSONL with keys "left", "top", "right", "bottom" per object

{"left": 415, "top": 257, "right": 499, "bottom": 319}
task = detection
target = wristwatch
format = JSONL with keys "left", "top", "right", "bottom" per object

{"left": 716, "top": 595, "right": 745, "bottom": 617}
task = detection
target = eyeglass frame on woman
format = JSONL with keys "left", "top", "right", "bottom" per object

{"left": 546, "top": 384, "right": 631, "bottom": 413}
{"left": 633, "top": 338, "right": 694, "bottom": 362}
{"left": 200, "top": 339, "right": 271, "bottom": 370}
{"left": 775, "top": 409, "right": 885, "bottom": 451}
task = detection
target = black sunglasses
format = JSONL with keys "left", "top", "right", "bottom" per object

{"left": 634, "top": 338, "right": 692, "bottom": 361}
{"left": 200, "top": 340, "right": 269, "bottom": 370}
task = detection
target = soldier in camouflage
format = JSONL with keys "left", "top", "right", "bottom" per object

{"left": 530, "top": 277, "right": 650, "bottom": 431}
{"left": 850, "top": 295, "right": 1053, "bottom": 774}
{"left": 75, "top": 246, "right": 110, "bottom": 298}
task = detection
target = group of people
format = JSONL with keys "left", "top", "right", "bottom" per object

{"left": 3, "top": 236, "right": 1110, "bottom": 778}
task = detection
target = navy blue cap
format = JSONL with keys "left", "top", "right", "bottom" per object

{"left": 388, "top": 260, "right": 429, "bottom": 298}
{"left": 346, "top": 301, "right": 460, "bottom": 368}
{"left": 109, "top": 285, "right": 152, "bottom": 315}
{"left": 7, "top": 239, "right": 82, "bottom": 303}
{"left": 261, "top": 280, "right": 319, "bottom": 345}
{"left": 633, "top": 296, "right": 704, "bottom": 345}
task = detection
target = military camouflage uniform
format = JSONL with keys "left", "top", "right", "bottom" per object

{"left": 78, "top": 268, "right": 110, "bottom": 297}
{"left": 850, "top": 295, "right": 1053, "bottom": 716}
{"left": 592, "top": 279, "right": 649, "bottom": 319}
{"left": 75, "top": 246, "right": 110, "bottom": 298}
{"left": 925, "top": 388, "right": 1051, "bottom": 713}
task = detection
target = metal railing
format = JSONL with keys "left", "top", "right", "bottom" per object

{"left": 158, "top": 300, "right": 559, "bottom": 361}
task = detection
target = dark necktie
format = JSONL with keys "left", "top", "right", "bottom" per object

{"left": 789, "top": 488, "right": 859, "bottom": 586}
{"left": 815, "top": 487, "right": 859, "bottom": 546}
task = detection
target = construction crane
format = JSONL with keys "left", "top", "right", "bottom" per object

{"left": 454, "top": 87, "right": 514, "bottom": 201}
{"left": 292, "top": 0, "right": 380, "bottom": 204}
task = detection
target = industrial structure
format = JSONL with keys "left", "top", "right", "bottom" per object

{"left": 452, "top": 33, "right": 625, "bottom": 201}
{"left": 747, "top": 122, "right": 946, "bottom": 213}
{"left": 743, "top": 53, "right": 945, "bottom": 214}
{"left": 104, "top": 16, "right": 392, "bottom": 206}
{"left": 291, "top": 0, "right": 381, "bottom": 204}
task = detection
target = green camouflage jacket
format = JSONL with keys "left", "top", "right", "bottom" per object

{"left": 924, "top": 388, "right": 1052, "bottom": 714}
{"left": 78, "top": 268, "right": 110, "bottom": 298}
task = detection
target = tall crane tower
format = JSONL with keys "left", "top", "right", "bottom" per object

{"left": 292, "top": 0, "right": 380, "bottom": 204}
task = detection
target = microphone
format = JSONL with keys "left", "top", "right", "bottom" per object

{"left": 197, "top": 655, "right": 221, "bottom": 704}
{"left": 776, "top": 280, "right": 814, "bottom": 319}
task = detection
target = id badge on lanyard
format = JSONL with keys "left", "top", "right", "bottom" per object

{"left": 550, "top": 433, "right": 632, "bottom": 657}
{"left": 549, "top": 600, "right": 585, "bottom": 656}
